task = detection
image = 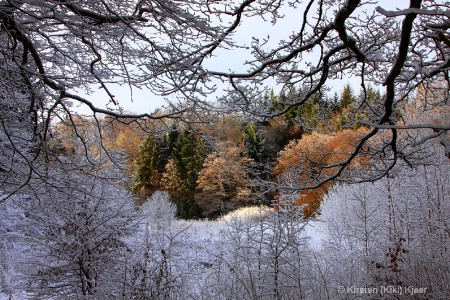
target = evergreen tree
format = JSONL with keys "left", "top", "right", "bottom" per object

{"left": 330, "top": 92, "right": 341, "bottom": 112}
{"left": 269, "top": 87, "right": 302, "bottom": 127}
{"left": 243, "top": 122, "right": 265, "bottom": 163}
{"left": 156, "top": 127, "right": 179, "bottom": 175}
{"left": 242, "top": 121, "right": 274, "bottom": 183}
{"left": 269, "top": 87, "right": 321, "bottom": 131}
{"left": 355, "top": 86, "right": 383, "bottom": 128}
{"left": 339, "top": 83, "right": 356, "bottom": 110}
{"left": 172, "top": 128, "right": 207, "bottom": 196}
{"left": 299, "top": 93, "right": 320, "bottom": 131}
{"left": 133, "top": 127, "right": 179, "bottom": 198}
{"left": 333, "top": 84, "right": 358, "bottom": 130}
{"left": 132, "top": 135, "right": 160, "bottom": 196}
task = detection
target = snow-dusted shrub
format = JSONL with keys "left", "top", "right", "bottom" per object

{"left": 141, "top": 190, "right": 177, "bottom": 229}
{"left": 1, "top": 169, "right": 138, "bottom": 299}
{"left": 317, "top": 154, "right": 450, "bottom": 299}
{"left": 0, "top": 194, "right": 27, "bottom": 299}
{"left": 203, "top": 192, "right": 318, "bottom": 300}
{"left": 123, "top": 190, "right": 196, "bottom": 299}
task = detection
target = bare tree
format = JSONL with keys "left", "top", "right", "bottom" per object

{"left": 1, "top": 3, "right": 450, "bottom": 296}
{"left": 318, "top": 141, "right": 450, "bottom": 299}
{"left": 0, "top": 0, "right": 235, "bottom": 198}
{"left": 2, "top": 0, "right": 449, "bottom": 192}
{"left": 0, "top": 156, "right": 138, "bottom": 299}
{"left": 205, "top": 0, "right": 450, "bottom": 183}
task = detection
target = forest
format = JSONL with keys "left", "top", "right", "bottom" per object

{"left": 117, "top": 85, "right": 383, "bottom": 218}
{"left": 1, "top": 0, "right": 449, "bottom": 299}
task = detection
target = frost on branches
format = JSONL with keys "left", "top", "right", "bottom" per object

{"left": 1, "top": 0, "right": 449, "bottom": 191}
{"left": 0, "top": 1, "right": 449, "bottom": 299}
{"left": 0, "top": 156, "right": 137, "bottom": 299}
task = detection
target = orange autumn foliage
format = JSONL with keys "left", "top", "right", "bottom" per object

{"left": 272, "top": 127, "right": 371, "bottom": 217}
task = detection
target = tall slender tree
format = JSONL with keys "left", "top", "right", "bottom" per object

{"left": 133, "top": 135, "right": 160, "bottom": 196}
{"left": 172, "top": 127, "right": 207, "bottom": 196}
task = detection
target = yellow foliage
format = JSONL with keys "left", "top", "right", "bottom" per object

{"left": 197, "top": 141, "right": 253, "bottom": 197}
{"left": 196, "top": 141, "right": 256, "bottom": 217}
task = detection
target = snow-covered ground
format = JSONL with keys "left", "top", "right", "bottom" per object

{"left": 2, "top": 155, "right": 449, "bottom": 299}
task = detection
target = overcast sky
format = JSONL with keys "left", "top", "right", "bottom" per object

{"left": 74, "top": 0, "right": 407, "bottom": 116}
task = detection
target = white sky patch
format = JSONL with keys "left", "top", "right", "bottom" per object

{"left": 73, "top": 0, "right": 409, "bottom": 116}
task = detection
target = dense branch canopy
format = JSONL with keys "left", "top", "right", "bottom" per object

{"left": 206, "top": 0, "right": 450, "bottom": 183}
{"left": 1, "top": 0, "right": 449, "bottom": 191}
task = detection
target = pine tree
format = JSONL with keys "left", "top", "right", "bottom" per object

{"left": 133, "top": 127, "right": 180, "bottom": 198}
{"left": 133, "top": 135, "right": 160, "bottom": 196}
{"left": 172, "top": 128, "right": 207, "bottom": 196}
{"left": 299, "top": 93, "right": 320, "bottom": 131}
{"left": 339, "top": 84, "right": 356, "bottom": 110}
{"left": 243, "top": 122, "right": 265, "bottom": 163}
{"left": 355, "top": 86, "right": 383, "bottom": 128}
{"left": 330, "top": 84, "right": 358, "bottom": 130}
